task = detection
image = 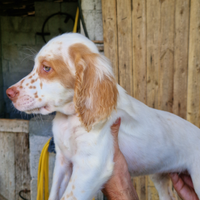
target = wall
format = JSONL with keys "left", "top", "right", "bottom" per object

{"left": 0, "top": 18, "right": 4, "bottom": 118}
{"left": 81, "top": 0, "right": 103, "bottom": 40}
{"left": 1, "top": 1, "right": 77, "bottom": 119}
{"left": 102, "top": 0, "right": 200, "bottom": 199}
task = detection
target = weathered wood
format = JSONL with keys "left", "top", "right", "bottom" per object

{"left": 0, "top": 119, "right": 29, "bottom": 133}
{"left": 102, "top": 0, "right": 197, "bottom": 199}
{"left": 0, "top": 132, "right": 15, "bottom": 200}
{"left": 132, "top": 0, "right": 146, "bottom": 103}
{"left": 102, "top": 0, "right": 119, "bottom": 82}
{"left": 131, "top": 0, "right": 151, "bottom": 198}
{"left": 133, "top": 176, "right": 147, "bottom": 200}
{"left": 117, "top": 0, "right": 132, "bottom": 95}
{"left": 173, "top": 0, "right": 190, "bottom": 119}
{"left": 0, "top": 119, "right": 30, "bottom": 200}
{"left": 187, "top": 0, "right": 200, "bottom": 127}
{"left": 0, "top": 194, "right": 7, "bottom": 200}
{"left": 146, "top": 0, "right": 160, "bottom": 108}
{"left": 147, "top": 178, "right": 159, "bottom": 200}
{"left": 15, "top": 133, "right": 31, "bottom": 200}
{"left": 158, "top": 0, "right": 175, "bottom": 112}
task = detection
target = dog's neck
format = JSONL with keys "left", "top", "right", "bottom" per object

{"left": 56, "top": 101, "right": 76, "bottom": 116}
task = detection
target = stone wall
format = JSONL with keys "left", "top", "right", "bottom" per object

{"left": 81, "top": 0, "right": 103, "bottom": 40}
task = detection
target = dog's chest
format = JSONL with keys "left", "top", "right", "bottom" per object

{"left": 52, "top": 113, "right": 83, "bottom": 160}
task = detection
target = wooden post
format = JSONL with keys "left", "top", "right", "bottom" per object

{"left": 102, "top": 0, "right": 119, "bottom": 82}
{"left": 132, "top": 0, "right": 147, "bottom": 103}
{"left": 159, "top": 0, "right": 175, "bottom": 112}
{"left": 146, "top": 0, "right": 160, "bottom": 109}
{"left": 117, "top": 0, "right": 133, "bottom": 95}
{"left": 187, "top": 0, "right": 200, "bottom": 127}
{"left": 173, "top": 0, "right": 190, "bottom": 119}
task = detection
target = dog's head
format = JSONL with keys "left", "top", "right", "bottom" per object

{"left": 6, "top": 33, "right": 118, "bottom": 131}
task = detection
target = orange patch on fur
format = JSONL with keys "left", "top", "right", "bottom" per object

{"left": 28, "top": 76, "right": 32, "bottom": 79}
{"left": 20, "top": 79, "right": 25, "bottom": 85}
{"left": 19, "top": 86, "right": 23, "bottom": 89}
{"left": 29, "top": 86, "right": 33, "bottom": 89}
{"left": 39, "top": 98, "right": 42, "bottom": 101}
{"left": 72, "top": 185, "right": 75, "bottom": 190}
{"left": 34, "top": 92, "right": 38, "bottom": 98}
{"left": 31, "top": 78, "right": 38, "bottom": 84}
{"left": 40, "top": 82, "right": 43, "bottom": 89}
{"left": 69, "top": 43, "right": 118, "bottom": 131}
{"left": 36, "top": 56, "right": 75, "bottom": 89}
{"left": 26, "top": 83, "right": 29, "bottom": 86}
{"left": 66, "top": 191, "right": 73, "bottom": 198}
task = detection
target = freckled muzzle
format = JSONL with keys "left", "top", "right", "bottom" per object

{"left": 6, "top": 85, "right": 35, "bottom": 111}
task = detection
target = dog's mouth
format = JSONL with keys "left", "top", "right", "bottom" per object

{"left": 12, "top": 95, "right": 51, "bottom": 115}
{"left": 26, "top": 105, "right": 50, "bottom": 114}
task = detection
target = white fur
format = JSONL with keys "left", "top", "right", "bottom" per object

{"left": 8, "top": 33, "right": 200, "bottom": 200}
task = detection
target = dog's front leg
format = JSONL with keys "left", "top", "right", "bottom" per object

{"left": 48, "top": 150, "right": 72, "bottom": 200}
{"left": 60, "top": 156, "right": 113, "bottom": 200}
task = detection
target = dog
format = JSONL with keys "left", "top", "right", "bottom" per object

{"left": 6, "top": 33, "right": 200, "bottom": 200}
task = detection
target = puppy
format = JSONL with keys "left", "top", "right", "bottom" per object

{"left": 6, "top": 33, "right": 200, "bottom": 200}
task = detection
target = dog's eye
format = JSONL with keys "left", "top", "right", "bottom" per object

{"left": 43, "top": 65, "right": 51, "bottom": 72}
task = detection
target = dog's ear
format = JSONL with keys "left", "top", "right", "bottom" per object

{"left": 69, "top": 43, "right": 118, "bottom": 131}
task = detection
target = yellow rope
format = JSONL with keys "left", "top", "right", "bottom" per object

{"left": 37, "top": 138, "right": 51, "bottom": 200}
{"left": 73, "top": 7, "right": 79, "bottom": 33}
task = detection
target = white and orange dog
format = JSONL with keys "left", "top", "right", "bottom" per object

{"left": 7, "top": 33, "right": 200, "bottom": 200}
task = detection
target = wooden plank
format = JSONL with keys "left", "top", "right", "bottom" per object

{"left": 187, "top": 0, "right": 200, "bottom": 127}
{"left": 0, "top": 119, "right": 29, "bottom": 133}
{"left": 133, "top": 176, "right": 147, "bottom": 200}
{"left": 146, "top": 0, "right": 160, "bottom": 108}
{"left": 0, "top": 132, "right": 15, "bottom": 200}
{"left": 158, "top": 0, "right": 175, "bottom": 112}
{"left": 147, "top": 178, "right": 159, "bottom": 200}
{"left": 132, "top": 0, "right": 147, "bottom": 198}
{"left": 102, "top": 0, "right": 119, "bottom": 82}
{"left": 173, "top": 0, "right": 190, "bottom": 119}
{"left": 0, "top": 194, "right": 7, "bottom": 200}
{"left": 15, "top": 133, "right": 31, "bottom": 200}
{"left": 117, "top": 0, "right": 132, "bottom": 95}
{"left": 132, "top": 0, "right": 147, "bottom": 103}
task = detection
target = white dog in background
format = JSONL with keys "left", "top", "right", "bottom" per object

{"left": 6, "top": 33, "right": 200, "bottom": 200}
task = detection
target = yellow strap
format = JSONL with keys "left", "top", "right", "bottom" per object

{"left": 37, "top": 141, "right": 49, "bottom": 188}
{"left": 37, "top": 138, "right": 51, "bottom": 200}
{"left": 73, "top": 7, "right": 79, "bottom": 33}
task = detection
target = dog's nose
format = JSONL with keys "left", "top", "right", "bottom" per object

{"left": 6, "top": 87, "right": 19, "bottom": 100}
